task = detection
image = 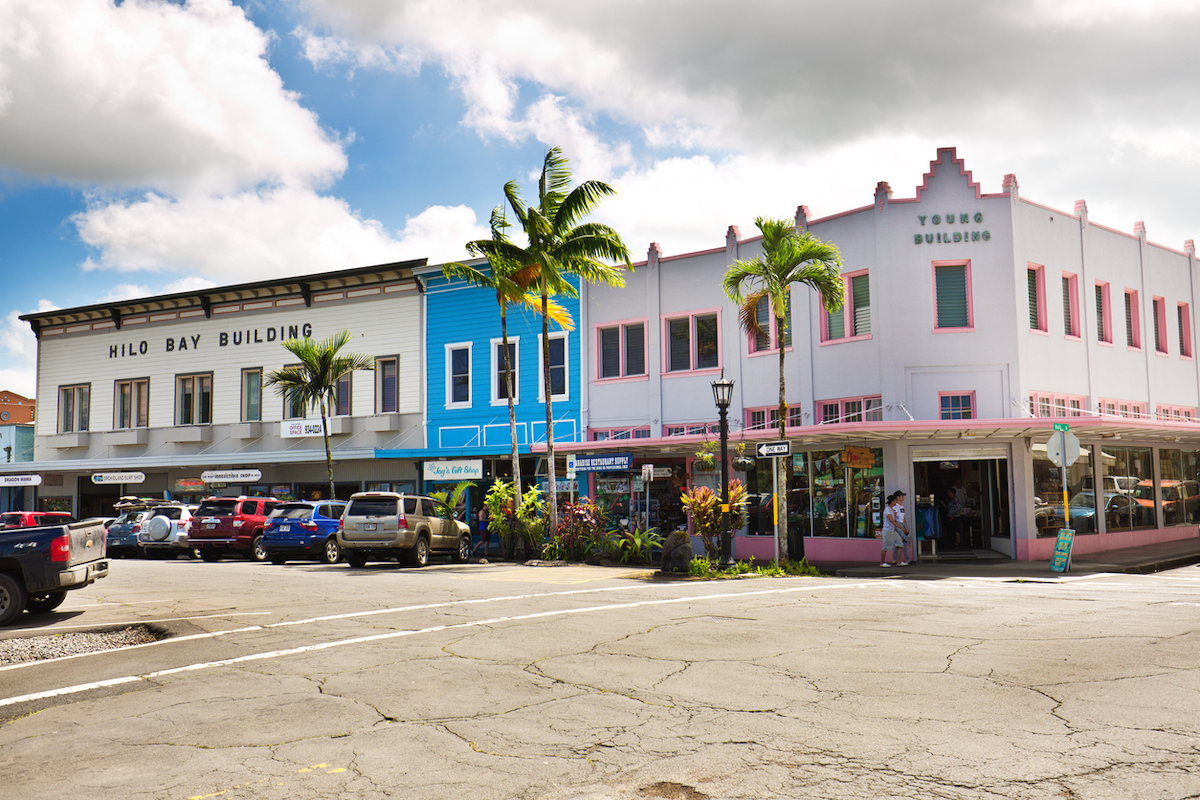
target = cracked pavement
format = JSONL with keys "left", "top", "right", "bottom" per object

{"left": 1, "top": 559, "right": 1199, "bottom": 799}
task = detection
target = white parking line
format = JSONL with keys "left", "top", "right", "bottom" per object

{"left": 0, "top": 581, "right": 868, "bottom": 707}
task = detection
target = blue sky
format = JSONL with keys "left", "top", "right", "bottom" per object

{"left": 2, "top": 0, "right": 1200, "bottom": 397}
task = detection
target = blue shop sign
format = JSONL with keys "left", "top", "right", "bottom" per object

{"left": 574, "top": 453, "right": 633, "bottom": 473}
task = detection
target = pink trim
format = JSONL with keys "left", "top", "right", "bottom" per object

{"left": 593, "top": 317, "right": 649, "bottom": 381}
{"left": 1125, "top": 288, "right": 1141, "bottom": 350}
{"left": 744, "top": 405, "right": 803, "bottom": 431}
{"left": 1098, "top": 399, "right": 1149, "bottom": 419}
{"left": 910, "top": 147, "right": 984, "bottom": 201}
{"left": 1018, "top": 525, "right": 1197, "bottom": 561}
{"left": 931, "top": 259, "right": 974, "bottom": 332}
{"left": 1027, "top": 263, "right": 1047, "bottom": 332}
{"left": 937, "top": 390, "right": 977, "bottom": 420}
{"left": 1153, "top": 296, "right": 1168, "bottom": 354}
{"left": 1156, "top": 404, "right": 1198, "bottom": 421}
{"left": 818, "top": 334, "right": 873, "bottom": 346}
{"left": 805, "top": 204, "right": 874, "bottom": 227}
{"left": 816, "top": 395, "right": 883, "bottom": 424}
{"left": 1029, "top": 392, "right": 1088, "bottom": 418}
{"left": 659, "top": 245, "right": 725, "bottom": 264}
{"left": 748, "top": 345, "right": 793, "bottom": 358}
{"left": 1019, "top": 196, "right": 1080, "bottom": 220}
{"left": 1179, "top": 302, "right": 1193, "bottom": 358}
{"left": 1096, "top": 281, "right": 1112, "bottom": 344}
{"left": 660, "top": 307, "right": 723, "bottom": 375}
{"left": 1062, "top": 271, "right": 1080, "bottom": 338}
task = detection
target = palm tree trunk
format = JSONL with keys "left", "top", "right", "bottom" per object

{"left": 320, "top": 396, "right": 334, "bottom": 502}
{"left": 777, "top": 330, "right": 792, "bottom": 563}
{"left": 501, "top": 306, "right": 522, "bottom": 505}
{"left": 542, "top": 286, "right": 557, "bottom": 531}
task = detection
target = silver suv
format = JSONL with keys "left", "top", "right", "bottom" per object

{"left": 338, "top": 492, "right": 471, "bottom": 568}
{"left": 138, "top": 504, "right": 198, "bottom": 559}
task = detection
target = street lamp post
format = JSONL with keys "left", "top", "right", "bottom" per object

{"left": 711, "top": 375, "right": 736, "bottom": 569}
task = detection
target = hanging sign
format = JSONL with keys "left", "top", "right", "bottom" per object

{"left": 424, "top": 460, "right": 483, "bottom": 481}
{"left": 201, "top": 469, "right": 262, "bottom": 484}
{"left": 0, "top": 474, "right": 42, "bottom": 486}
{"left": 92, "top": 472, "right": 146, "bottom": 484}
{"left": 842, "top": 446, "right": 877, "bottom": 469}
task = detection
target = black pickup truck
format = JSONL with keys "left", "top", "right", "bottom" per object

{"left": 0, "top": 520, "right": 110, "bottom": 625}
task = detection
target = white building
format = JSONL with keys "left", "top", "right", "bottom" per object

{"left": 572, "top": 147, "right": 1200, "bottom": 564}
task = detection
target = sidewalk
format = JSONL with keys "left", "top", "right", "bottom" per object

{"left": 824, "top": 535, "right": 1200, "bottom": 579}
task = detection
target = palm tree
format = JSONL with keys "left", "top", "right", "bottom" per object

{"left": 476, "top": 147, "right": 631, "bottom": 529}
{"left": 723, "top": 217, "right": 843, "bottom": 563}
{"left": 266, "top": 330, "right": 375, "bottom": 502}
{"left": 442, "top": 207, "right": 574, "bottom": 507}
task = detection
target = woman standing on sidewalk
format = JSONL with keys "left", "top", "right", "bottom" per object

{"left": 881, "top": 491, "right": 910, "bottom": 567}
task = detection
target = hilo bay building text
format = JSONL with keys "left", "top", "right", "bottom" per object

{"left": 14, "top": 148, "right": 1200, "bottom": 564}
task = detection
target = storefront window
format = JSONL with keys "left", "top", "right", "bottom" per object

{"left": 1103, "top": 446, "right": 1154, "bottom": 531}
{"left": 1031, "top": 442, "right": 1095, "bottom": 535}
{"left": 1152, "top": 449, "right": 1200, "bottom": 526}
{"left": 809, "top": 448, "right": 885, "bottom": 537}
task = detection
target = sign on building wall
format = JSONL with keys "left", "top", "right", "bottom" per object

{"left": 201, "top": 469, "right": 263, "bottom": 484}
{"left": 92, "top": 472, "right": 146, "bottom": 484}
{"left": 281, "top": 419, "right": 327, "bottom": 438}
{"left": 0, "top": 474, "right": 41, "bottom": 486}
{"left": 573, "top": 453, "right": 633, "bottom": 473}
{"left": 424, "top": 460, "right": 483, "bottom": 481}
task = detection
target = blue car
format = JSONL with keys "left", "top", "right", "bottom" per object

{"left": 262, "top": 501, "right": 347, "bottom": 564}
{"left": 107, "top": 507, "right": 153, "bottom": 558}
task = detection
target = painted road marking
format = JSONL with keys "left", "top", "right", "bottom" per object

{"left": 0, "top": 582, "right": 872, "bottom": 708}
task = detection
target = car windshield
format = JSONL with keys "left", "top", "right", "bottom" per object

{"left": 152, "top": 507, "right": 182, "bottom": 520}
{"left": 347, "top": 498, "right": 398, "bottom": 517}
{"left": 272, "top": 505, "right": 315, "bottom": 520}
{"left": 114, "top": 511, "right": 145, "bottom": 524}
{"left": 0, "top": 513, "right": 22, "bottom": 525}
{"left": 1067, "top": 492, "right": 1097, "bottom": 509}
{"left": 197, "top": 500, "right": 237, "bottom": 516}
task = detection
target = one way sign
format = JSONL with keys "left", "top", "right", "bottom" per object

{"left": 755, "top": 440, "right": 791, "bottom": 458}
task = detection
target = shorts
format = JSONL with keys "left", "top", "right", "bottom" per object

{"left": 881, "top": 528, "right": 905, "bottom": 550}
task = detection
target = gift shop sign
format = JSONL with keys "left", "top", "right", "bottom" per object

{"left": 424, "top": 460, "right": 483, "bottom": 481}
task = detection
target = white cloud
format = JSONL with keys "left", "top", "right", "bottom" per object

{"left": 0, "top": 0, "right": 346, "bottom": 194}
{"left": 294, "top": 26, "right": 420, "bottom": 76}
{"left": 0, "top": 304, "right": 54, "bottom": 398}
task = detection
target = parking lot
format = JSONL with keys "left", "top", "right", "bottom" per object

{"left": 3, "top": 558, "right": 1200, "bottom": 800}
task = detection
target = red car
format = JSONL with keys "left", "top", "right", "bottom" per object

{"left": 190, "top": 496, "right": 281, "bottom": 561}
{"left": 0, "top": 510, "right": 76, "bottom": 530}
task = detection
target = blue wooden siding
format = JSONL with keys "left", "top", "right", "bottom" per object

{"left": 422, "top": 270, "right": 582, "bottom": 456}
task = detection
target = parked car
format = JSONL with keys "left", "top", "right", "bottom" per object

{"left": 1036, "top": 491, "right": 1145, "bottom": 533}
{"left": 262, "top": 501, "right": 347, "bottom": 564}
{"left": 190, "top": 496, "right": 281, "bottom": 561}
{"left": 107, "top": 507, "right": 154, "bottom": 557}
{"left": 1133, "top": 479, "right": 1200, "bottom": 525}
{"left": 337, "top": 491, "right": 471, "bottom": 568}
{"left": 137, "top": 504, "right": 198, "bottom": 559}
{"left": 0, "top": 510, "right": 76, "bottom": 530}
{"left": 0, "top": 518, "right": 109, "bottom": 625}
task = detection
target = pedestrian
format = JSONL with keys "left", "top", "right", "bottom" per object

{"left": 475, "top": 505, "right": 490, "bottom": 558}
{"left": 881, "top": 490, "right": 909, "bottom": 567}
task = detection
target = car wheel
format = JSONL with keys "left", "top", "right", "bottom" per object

{"left": 250, "top": 535, "right": 267, "bottom": 562}
{"left": 200, "top": 549, "right": 221, "bottom": 563}
{"left": 24, "top": 591, "right": 68, "bottom": 614}
{"left": 191, "top": 548, "right": 203, "bottom": 560}
{"left": 0, "top": 573, "right": 27, "bottom": 626}
{"left": 269, "top": 555, "right": 287, "bottom": 565}
{"left": 321, "top": 537, "right": 341, "bottom": 564}
{"left": 346, "top": 552, "right": 368, "bottom": 568}
{"left": 407, "top": 536, "right": 430, "bottom": 567}
{"left": 455, "top": 535, "right": 470, "bottom": 563}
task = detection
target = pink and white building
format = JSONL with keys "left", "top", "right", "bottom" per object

{"left": 566, "top": 147, "right": 1200, "bottom": 564}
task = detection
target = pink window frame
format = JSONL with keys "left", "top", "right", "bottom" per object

{"left": 819, "top": 269, "right": 872, "bottom": 346}
{"left": 1153, "top": 296, "right": 1169, "bottom": 355}
{"left": 662, "top": 422, "right": 720, "bottom": 437}
{"left": 1099, "top": 398, "right": 1148, "bottom": 419}
{"left": 589, "top": 426, "right": 652, "bottom": 441}
{"left": 1095, "top": 281, "right": 1112, "bottom": 345}
{"left": 1179, "top": 302, "right": 1193, "bottom": 359}
{"left": 1029, "top": 392, "right": 1087, "bottom": 418}
{"left": 661, "top": 307, "right": 723, "bottom": 377}
{"left": 594, "top": 317, "right": 650, "bottom": 382}
{"left": 747, "top": 293, "right": 793, "bottom": 356}
{"left": 937, "top": 391, "right": 976, "bottom": 420}
{"left": 1062, "top": 271, "right": 1080, "bottom": 339}
{"left": 816, "top": 394, "right": 883, "bottom": 424}
{"left": 931, "top": 259, "right": 974, "bottom": 333}
{"left": 1027, "top": 263, "right": 1047, "bottom": 334}
{"left": 1124, "top": 288, "right": 1141, "bottom": 350}
{"left": 1157, "top": 404, "right": 1198, "bottom": 422}
{"left": 744, "top": 405, "right": 803, "bottom": 430}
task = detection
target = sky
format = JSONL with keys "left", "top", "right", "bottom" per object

{"left": 2, "top": 0, "right": 1200, "bottom": 398}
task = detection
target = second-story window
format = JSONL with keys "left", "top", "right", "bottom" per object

{"left": 824, "top": 273, "right": 870, "bottom": 342}
{"left": 1062, "top": 273, "right": 1079, "bottom": 337}
{"left": 115, "top": 379, "right": 149, "bottom": 429}
{"left": 1095, "top": 281, "right": 1112, "bottom": 343}
{"left": 597, "top": 321, "right": 646, "bottom": 378}
{"left": 58, "top": 385, "right": 89, "bottom": 433}
{"left": 939, "top": 393, "right": 975, "bottom": 420}
{"left": 491, "top": 339, "right": 518, "bottom": 404}
{"left": 1125, "top": 289, "right": 1140, "bottom": 348}
{"left": 377, "top": 356, "right": 399, "bottom": 413}
{"left": 241, "top": 368, "right": 262, "bottom": 422}
{"left": 1153, "top": 296, "right": 1168, "bottom": 354}
{"left": 1027, "top": 264, "right": 1046, "bottom": 331}
{"left": 177, "top": 374, "right": 212, "bottom": 425}
{"left": 1179, "top": 303, "right": 1193, "bottom": 358}
{"left": 539, "top": 332, "right": 568, "bottom": 400}
{"left": 282, "top": 364, "right": 306, "bottom": 419}
{"left": 447, "top": 343, "right": 471, "bottom": 407}
{"left": 666, "top": 312, "right": 719, "bottom": 372}
{"left": 335, "top": 373, "right": 352, "bottom": 415}
{"left": 750, "top": 292, "right": 793, "bottom": 351}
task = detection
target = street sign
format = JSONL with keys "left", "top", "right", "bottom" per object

{"left": 755, "top": 440, "right": 791, "bottom": 458}
{"left": 1046, "top": 431, "right": 1081, "bottom": 467}
{"left": 566, "top": 454, "right": 576, "bottom": 480}
{"left": 1050, "top": 527, "right": 1075, "bottom": 573}
{"left": 1053, "top": 422, "right": 1069, "bottom": 432}
{"left": 641, "top": 463, "right": 653, "bottom": 483}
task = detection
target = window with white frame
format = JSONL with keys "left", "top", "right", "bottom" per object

{"left": 665, "top": 312, "right": 719, "bottom": 372}
{"left": 934, "top": 262, "right": 971, "bottom": 329}
{"left": 750, "top": 292, "right": 793, "bottom": 352}
{"left": 376, "top": 356, "right": 399, "bottom": 413}
{"left": 58, "top": 384, "right": 89, "bottom": 433}
{"left": 538, "top": 332, "right": 568, "bottom": 400}
{"left": 334, "top": 372, "right": 352, "bottom": 415}
{"left": 818, "top": 396, "right": 882, "bottom": 424}
{"left": 745, "top": 405, "right": 803, "bottom": 430}
{"left": 241, "top": 368, "right": 262, "bottom": 422}
{"left": 176, "top": 373, "right": 212, "bottom": 425}
{"left": 446, "top": 343, "right": 472, "bottom": 408}
{"left": 1099, "top": 398, "right": 1147, "bottom": 419}
{"left": 282, "top": 364, "right": 306, "bottom": 420}
{"left": 491, "top": 339, "right": 517, "bottom": 404}
{"left": 1158, "top": 404, "right": 1197, "bottom": 421}
{"left": 597, "top": 321, "right": 646, "bottom": 378}
{"left": 115, "top": 379, "right": 149, "bottom": 429}
{"left": 1028, "top": 392, "right": 1085, "bottom": 418}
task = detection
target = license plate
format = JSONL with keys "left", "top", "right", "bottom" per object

{"left": 205, "top": 523, "right": 215, "bottom": 529}
{"left": 279, "top": 525, "right": 290, "bottom": 532}
{"left": 364, "top": 522, "right": 377, "bottom": 531}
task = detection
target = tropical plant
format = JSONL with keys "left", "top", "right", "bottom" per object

{"left": 723, "top": 218, "right": 843, "bottom": 563}
{"left": 613, "top": 526, "right": 663, "bottom": 565}
{"left": 428, "top": 480, "right": 473, "bottom": 520}
{"left": 679, "top": 480, "right": 749, "bottom": 559}
{"left": 476, "top": 147, "right": 631, "bottom": 531}
{"left": 442, "top": 208, "right": 574, "bottom": 506}
{"left": 265, "top": 330, "right": 375, "bottom": 501}
{"left": 550, "top": 499, "right": 609, "bottom": 561}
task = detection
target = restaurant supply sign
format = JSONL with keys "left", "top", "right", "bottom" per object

{"left": 572, "top": 453, "right": 633, "bottom": 473}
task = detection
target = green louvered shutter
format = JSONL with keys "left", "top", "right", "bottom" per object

{"left": 1027, "top": 268, "right": 1039, "bottom": 329}
{"left": 851, "top": 274, "right": 870, "bottom": 336}
{"left": 936, "top": 265, "right": 969, "bottom": 328}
